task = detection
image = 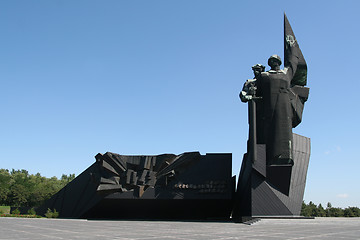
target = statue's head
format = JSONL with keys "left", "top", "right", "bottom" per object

{"left": 252, "top": 64, "right": 265, "bottom": 77}
{"left": 268, "top": 54, "right": 282, "bottom": 68}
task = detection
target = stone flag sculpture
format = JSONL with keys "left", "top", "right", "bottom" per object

{"left": 284, "top": 14, "right": 307, "bottom": 87}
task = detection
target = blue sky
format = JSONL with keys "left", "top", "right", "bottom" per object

{"left": 1, "top": 1, "right": 360, "bottom": 208}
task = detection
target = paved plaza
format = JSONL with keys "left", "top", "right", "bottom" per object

{"left": 0, "top": 217, "right": 359, "bottom": 239}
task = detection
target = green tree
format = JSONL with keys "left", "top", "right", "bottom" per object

{"left": 0, "top": 168, "right": 75, "bottom": 207}
{"left": 301, "top": 201, "right": 310, "bottom": 217}
{"left": 326, "top": 202, "right": 332, "bottom": 217}
{"left": 328, "top": 207, "right": 344, "bottom": 217}
{"left": 0, "top": 169, "right": 12, "bottom": 205}
{"left": 60, "top": 174, "right": 75, "bottom": 184}
{"left": 344, "top": 208, "right": 354, "bottom": 217}
{"left": 317, "top": 204, "right": 326, "bottom": 217}
{"left": 307, "top": 201, "right": 318, "bottom": 217}
{"left": 8, "top": 170, "right": 32, "bottom": 207}
{"left": 349, "top": 207, "right": 360, "bottom": 217}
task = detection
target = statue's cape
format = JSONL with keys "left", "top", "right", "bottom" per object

{"left": 284, "top": 13, "right": 307, "bottom": 86}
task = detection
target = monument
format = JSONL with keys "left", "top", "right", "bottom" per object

{"left": 36, "top": 152, "right": 235, "bottom": 219}
{"left": 37, "top": 14, "right": 310, "bottom": 222}
{"left": 233, "top": 14, "right": 310, "bottom": 221}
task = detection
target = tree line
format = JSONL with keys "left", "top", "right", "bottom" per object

{"left": 301, "top": 201, "right": 360, "bottom": 217}
{"left": 0, "top": 169, "right": 75, "bottom": 207}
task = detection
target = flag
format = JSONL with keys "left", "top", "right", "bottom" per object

{"left": 284, "top": 13, "right": 307, "bottom": 86}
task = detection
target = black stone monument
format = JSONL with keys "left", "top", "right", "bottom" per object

{"left": 37, "top": 152, "right": 235, "bottom": 220}
{"left": 233, "top": 14, "right": 310, "bottom": 221}
{"left": 37, "top": 14, "right": 310, "bottom": 222}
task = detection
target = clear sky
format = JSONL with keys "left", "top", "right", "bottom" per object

{"left": 1, "top": 0, "right": 360, "bottom": 208}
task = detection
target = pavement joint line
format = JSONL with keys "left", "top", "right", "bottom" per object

{"left": 15, "top": 223, "right": 84, "bottom": 235}
{"left": 287, "top": 229, "right": 360, "bottom": 240}
{"left": 133, "top": 237, "right": 188, "bottom": 240}
{"left": 6, "top": 227, "right": 66, "bottom": 239}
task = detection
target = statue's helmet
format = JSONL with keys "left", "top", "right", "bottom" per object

{"left": 268, "top": 54, "right": 282, "bottom": 66}
{"left": 252, "top": 64, "right": 265, "bottom": 72}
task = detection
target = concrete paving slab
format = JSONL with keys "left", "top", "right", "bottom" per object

{"left": 0, "top": 217, "right": 359, "bottom": 240}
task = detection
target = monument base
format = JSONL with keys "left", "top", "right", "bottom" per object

{"left": 233, "top": 133, "right": 310, "bottom": 219}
